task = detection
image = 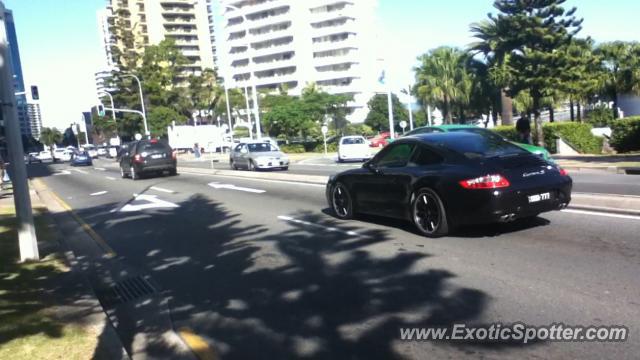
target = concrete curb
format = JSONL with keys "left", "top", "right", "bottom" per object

{"left": 570, "top": 193, "right": 640, "bottom": 216}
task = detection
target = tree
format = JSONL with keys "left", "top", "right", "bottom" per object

{"left": 561, "top": 38, "right": 605, "bottom": 121}
{"left": 364, "top": 94, "right": 408, "bottom": 131}
{"left": 39, "top": 127, "right": 63, "bottom": 159}
{"left": 469, "top": 17, "right": 514, "bottom": 124}
{"left": 148, "top": 106, "right": 185, "bottom": 136}
{"left": 414, "top": 47, "right": 470, "bottom": 123}
{"left": 596, "top": 41, "right": 640, "bottom": 118}
{"left": 483, "top": 0, "right": 583, "bottom": 145}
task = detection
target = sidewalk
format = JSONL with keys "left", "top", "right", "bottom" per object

{"left": 0, "top": 187, "right": 129, "bottom": 359}
{"left": 555, "top": 154, "right": 640, "bottom": 174}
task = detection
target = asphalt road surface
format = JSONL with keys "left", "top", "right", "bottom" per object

{"left": 180, "top": 156, "right": 640, "bottom": 197}
{"left": 29, "top": 160, "right": 640, "bottom": 359}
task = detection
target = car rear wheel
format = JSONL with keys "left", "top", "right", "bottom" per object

{"left": 248, "top": 161, "right": 255, "bottom": 171}
{"left": 331, "top": 182, "right": 354, "bottom": 219}
{"left": 230, "top": 160, "right": 237, "bottom": 170}
{"left": 412, "top": 188, "right": 449, "bottom": 237}
{"left": 120, "top": 166, "right": 127, "bottom": 178}
{"left": 169, "top": 168, "right": 177, "bottom": 176}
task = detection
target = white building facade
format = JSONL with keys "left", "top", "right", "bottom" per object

{"left": 219, "top": 0, "right": 379, "bottom": 122}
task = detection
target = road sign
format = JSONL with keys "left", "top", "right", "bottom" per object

{"left": 321, "top": 125, "right": 328, "bottom": 135}
{"left": 400, "top": 120, "right": 407, "bottom": 129}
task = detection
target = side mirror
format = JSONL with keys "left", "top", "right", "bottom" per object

{"left": 240, "top": 148, "right": 248, "bottom": 154}
{"left": 363, "top": 161, "right": 381, "bottom": 174}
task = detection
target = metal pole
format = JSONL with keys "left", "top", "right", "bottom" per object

{"left": 227, "top": 4, "right": 261, "bottom": 139}
{"left": 120, "top": 73, "right": 149, "bottom": 136}
{"left": 427, "top": 104, "right": 432, "bottom": 126}
{"left": 224, "top": 81, "right": 233, "bottom": 139}
{"left": 407, "top": 85, "right": 414, "bottom": 130}
{"left": 387, "top": 89, "right": 395, "bottom": 139}
{"left": 98, "top": 91, "right": 121, "bottom": 144}
{"left": 0, "top": 3, "right": 38, "bottom": 261}
{"left": 243, "top": 86, "right": 252, "bottom": 139}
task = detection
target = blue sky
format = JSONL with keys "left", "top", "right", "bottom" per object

{"left": 4, "top": 0, "right": 639, "bottom": 129}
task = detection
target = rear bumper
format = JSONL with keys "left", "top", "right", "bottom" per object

{"left": 254, "top": 160, "right": 289, "bottom": 169}
{"left": 136, "top": 161, "right": 177, "bottom": 173}
{"left": 449, "top": 181, "right": 572, "bottom": 226}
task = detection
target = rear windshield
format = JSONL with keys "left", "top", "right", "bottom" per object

{"left": 138, "top": 141, "right": 170, "bottom": 152}
{"left": 435, "top": 134, "right": 527, "bottom": 159}
{"left": 341, "top": 138, "right": 365, "bottom": 145}
{"left": 449, "top": 127, "right": 506, "bottom": 142}
{"left": 248, "top": 143, "right": 278, "bottom": 152}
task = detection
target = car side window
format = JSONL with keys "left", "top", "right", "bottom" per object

{"left": 409, "top": 145, "right": 443, "bottom": 167}
{"left": 375, "top": 143, "right": 415, "bottom": 168}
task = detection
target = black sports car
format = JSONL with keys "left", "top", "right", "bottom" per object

{"left": 326, "top": 132, "right": 572, "bottom": 237}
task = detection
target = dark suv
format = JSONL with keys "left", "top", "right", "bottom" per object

{"left": 119, "top": 139, "right": 177, "bottom": 180}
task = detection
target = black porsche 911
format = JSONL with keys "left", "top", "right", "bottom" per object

{"left": 326, "top": 132, "right": 572, "bottom": 237}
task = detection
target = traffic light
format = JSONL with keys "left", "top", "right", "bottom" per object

{"left": 30, "top": 86, "right": 39, "bottom": 100}
{"left": 97, "top": 104, "right": 105, "bottom": 117}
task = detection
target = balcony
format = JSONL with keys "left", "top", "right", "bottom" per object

{"left": 222, "top": 0, "right": 287, "bottom": 22}
{"left": 312, "top": 36, "right": 358, "bottom": 53}
{"left": 313, "top": 51, "right": 360, "bottom": 67}
{"left": 161, "top": 6, "right": 195, "bottom": 15}
{"left": 310, "top": 6, "right": 356, "bottom": 24}
{"left": 251, "top": 57, "right": 296, "bottom": 72}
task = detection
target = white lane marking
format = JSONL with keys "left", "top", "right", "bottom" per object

{"left": 150, "top": 186, "right": 175, "bottom": 194}
{"left": 119, "top": 194, "right": 179, "bottom": 212}
{"left": 53, "top": 170, "right": 71, "bottom": 176}
{"left": 106, "top": 176, "right": 116, "bottom": 180}
{"left": 90, "top": 191, "right": 108, "bottom": 196}
{"left": 72, "top": 168, "right": 89, "bottom": 174}
{"left": 562, "top": 209, "right": 640, "bottom": 221}
{"left": 278, "top": 215, "right": 362, "bottom": 237}
{"left": 208, "top": 182, "right": 266, "bottom": 194}
{"left": 180, "top": 171, "right": 326, "bottom": 188}
{"left": 94, "top": 167, "right": 107, "bottom": 171}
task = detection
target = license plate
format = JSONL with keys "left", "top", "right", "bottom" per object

{"left": 528, "top": 192, "right": 551, "bottom": 203}
{"left": 151, "top": 154, "right": 164, "bottom": 159}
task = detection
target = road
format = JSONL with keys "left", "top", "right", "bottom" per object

{"left": 30, "top": 160, "right": 640, "bottom": 359}
{"left": 180, "top": 155, "right": 640, "bottom": 197}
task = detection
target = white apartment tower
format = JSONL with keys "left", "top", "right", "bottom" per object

{"left": 220, "top": 0, "right": 378, "bottom": 122}
{"left": 26, "top": 103, "right": 43, "bottom": 140}
{"left": 99, "top": 0, "right": 217, "bottom": 79}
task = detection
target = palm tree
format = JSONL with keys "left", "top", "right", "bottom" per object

{"left": 39, "top": 127, "right": 63, "bottom": 161}
{"left": 595, "top": 41, "right": 640, "bottom": 118}
{"left": 414, "top": 47, "right": 470, "bottom": 124}
{"left": 469, "top": 17, "right": 514, "bottom": 125}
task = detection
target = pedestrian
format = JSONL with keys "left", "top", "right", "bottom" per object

{"left": 193, "top": 143, "right": 201, "bottom": 159}
{"left": 516, "top": 113, "right": 531, "bottom": 144}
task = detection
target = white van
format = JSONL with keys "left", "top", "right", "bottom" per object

{"left": 338, "top": 136, "right": 371, "bottom": 162}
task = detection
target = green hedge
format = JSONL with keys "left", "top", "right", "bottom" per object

{"left": 542, "top": 122, "right": 603, "bottom": 154}
{"left": 610, "top": 117, "right": 640, "bottom": 153}
{"left": 313, "top": 142, "right": 338, "bottom": 153}
{"left": 280, "top": 144, "right": 306, "bottom": 153}
{"left": 493, "top": 126, "right": 520, "bottom": 142}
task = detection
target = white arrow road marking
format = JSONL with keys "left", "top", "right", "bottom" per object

{"left": 72, "top": 168, "right": 89, "bottom": 174}
{"left": 94, "top": 167, "right": 107, "bottom": 171}
{"left": 90, "top": 191, "right": 108, "bottom": 196}
{"left": 106, "top": 176, "right": 116, "bottom": 180}
{"left": 53, "top": 170, "right": 71, "bottom": 176}
{"left": 208, "top": 182, "right": 265, "bottom": 194}
{"left": 119, "top": 194, "right": 179, "bottom": 212}
{"left": 150, "top": 186, "right": 175, "bottom": 194}
{"left": 277, "top": 215, "right": 362, "bottom": 237}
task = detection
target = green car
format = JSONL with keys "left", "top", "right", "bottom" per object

{"left": 403, "top": 124, "right": 554, "bottom": 162}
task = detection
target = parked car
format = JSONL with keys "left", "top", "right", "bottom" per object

{"left": 119, "top": 139, "right": 177, "bottom": 180}
{"left": 70, "top": 151, "right": 93, "bottom": 166}
{"left": 404, "top": 125, "right": 554, "bottom": 162}
{"left": 229, "top": 141, "right": 289, "bottom": 171}
{"left": 26, "top": 152, "right": 42, "bottom": 164}
{"left": 97, "top": 146, "right": 108, "bottom": 156}
{"left": 326, "top": 132, "right": 572, "bottom": 237}
{"left": 53, "top": 148, "right": 73, "bottom": 162}
{"left": 37, "top": 151, "right": 53, "bottom": 162}
{"left": 337, "top": 136, "right": 371, "bottom": 162}
{"left": 368, "top": 132, "right": 391, "bottom": 148}
{"left": 107, "top": 146, "right": 119, "bottom": 158}
{"left": 82, "top": 145, "right": 99, "bottom": 158}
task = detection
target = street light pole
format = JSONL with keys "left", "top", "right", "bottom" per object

{"left": 223, "top": 81, "right": 233, "bottom": 139}
{"left": 407, "top": 84, "right": 414, "bottom": 130}
{"left": 118, "top": 73, "right": 149, "bottom": 136}
{"left": 98, "top": 91, "right": 122, "bottom": 144}
{"left": 225, "top": 4, "right": 262, "bottom": 139}
{"left": 0, "top": 2, "right": 39, "bottom": 261}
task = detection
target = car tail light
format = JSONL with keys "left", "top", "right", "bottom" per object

{"left": 459, "top": 174, "right": 510, "bottom": 189}
{"left": 558, "top": 168, "right": 569, "bottom": 176}
{"left": 172, "top": 150, "right": 177, "bottom": 160}
{"left": 133, "top": 154, "right": 143, "bottom": 163}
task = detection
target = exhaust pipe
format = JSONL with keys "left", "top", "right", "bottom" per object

{"left": 499, "top": 213, "right": 517, "bottom": 223}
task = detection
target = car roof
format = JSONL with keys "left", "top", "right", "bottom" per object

{"left": 398, "top": 131, "right": 483, "bottom": 146}
{"left": 341, "top": 135, "right": 365, "bottom": 139}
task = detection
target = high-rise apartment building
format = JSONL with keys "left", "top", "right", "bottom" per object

{"left": 219, "top": 0, "right": 379, "bottom": 122}
{"left": 101, "top": 0, "right": 217, "bottom": 78}
{"left": 26, "top": 102, "right": 42, "bottom": 140}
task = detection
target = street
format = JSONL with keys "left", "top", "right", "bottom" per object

{"left": 180, "top": 155, "right": 640, "bottom": 196}
{"left": 28, "top": 160, "right": 640, "bottom": 359}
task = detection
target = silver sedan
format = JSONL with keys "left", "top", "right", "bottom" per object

{"left": 229, "top": 142, "right": 289, "bottom": 171}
